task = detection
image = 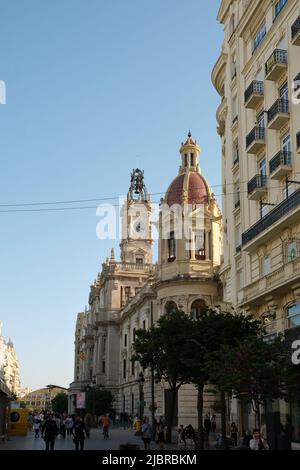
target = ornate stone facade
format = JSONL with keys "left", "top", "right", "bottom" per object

{"left": 69, "top": 134, "right": 223, "bottom": 426}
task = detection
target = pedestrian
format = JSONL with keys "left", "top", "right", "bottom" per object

{"left": 141, "top": 417, "right": 152, "bottom": 450}
{"left": 134, "top": 416, "right": 142, "bottom": 436}
{"left": 71, "top": 415, "right": 89, "bottom": 451}
{"left": 65, "top": 415, "right": 73, "bottom": 437}
{"left": 41, "top": 415, "right": 58, "bottom": 451}
{"left": 210, "top": 414, "right": 217, "bottom": 433}
{"left": 33, "top": 416, "right": 41, "bottom": 438}
{"left": 177, "top": 425, "right": 186, "bottom": 448}
{"left": 230, "top": 422, "right": 238, "bottom": 446}
{"left": 100, "top": 414, "right": 110, "bottom": 440}
{"left": 156, "top": 423, "right": 165, "bottom": 450}
{"left": 204, "top": 414, "right": 211, "bottom": 438}
{"left": 249, "top": 429, "right": 269, "bottom": 451}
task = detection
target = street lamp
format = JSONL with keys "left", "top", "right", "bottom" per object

{"left": 138, "top": 372, "right": 145, "bottom": 420}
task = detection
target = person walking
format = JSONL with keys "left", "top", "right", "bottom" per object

{"left": 65, "top": 415, "right": 73, "bottom": 437}
{"left": 100, "top": 414, "right": 110, "bottom": 440}
{"left": 204, "top": 415, "right": 211, "bottom": 439}
{"left": 71, "top": 415, "right": 89, "bottom": 451}
{"left": 210, "top": 414, "right": 216, "bottom": 433}
{"left": 249, "top": 429, "right": 269, "bottom": 451}
{"left": 41, "top": 415, "right": 58, "bottom": 451}
{"left": 156, "top": 424, "right": 165, "bottom": 450}
{"left": 141, "top": 417, "right": 152, "bottom": 450}
{"left": 33, "top": 416, "right": 41, "bottom": 438}
{"left": 230, "top": 422, "right": 238, "bottom": 447}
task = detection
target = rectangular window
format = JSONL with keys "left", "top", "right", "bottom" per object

{"left": 235, "top": 224, "right": 241, "bottom": 250}
{"left": 143, "top": 320, "right": 146, "bottom": 330}
{"left": 280, "top": 82, "right": 289, "bottom": 101}
{"left": 262, "top": 255, "right": 271, "bottom": 276}
{"left": 234, "top": 183, "right": 240, "bottom": 208}
{"left": 274, "top": 0, "right": 287, "bottom": 20}
{"left": 124, "top": 334, "right": 127, "bottom": 348}
{"left": 287, "top": 302, "right": 300, "bottom": 329}
{"left": 133, "top": 328, "right": 136, "bottom": 342}
{"left": 136, "top": 258, "right": 143, "bottom": 265}
{"left": 102, "top": 361, "right": 106, "bottom": 373}
{"left": 184, "top": 154, "right": 188, "bottom": 167}
{"left": 168, "top": 231, "right": 176, "bottom": 261}
{"left": 123, "top": 359, "right": 126, "bottom": 379}
{"left": 259, "top": 158, "right": 267, "bottom": 180}
{"left": 190, "top": 153, "right": 194, "bottom": 166}
{"left": 261, "top": 199, "right": 269, "bottom": 218}
{"left": 131, "top": 360, "right": 135, "bottom": 376}
{"left": 233, "top": 140, "right": 239, "bottom": 165}
{"left": 286, "top": 240, "right": 300, "bottom": 263}
{"left": 232, "top": 95, "right": 238, "bottom": 121}
{"left": 253, "top": 23, "right": 266, "bottom": 52}
{"left": 125, "top": 287, "right": 131, "bottom": 301}
{"left": 257, "top": 111, "right": 265, "bottom": 128}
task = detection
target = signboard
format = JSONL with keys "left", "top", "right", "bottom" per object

{"left": 76, "top": 392, "right": 86, "bottom": 409}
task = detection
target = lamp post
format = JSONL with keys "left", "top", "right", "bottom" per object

{"left": 138, "top": 372, "right": 145, "bottom": 420}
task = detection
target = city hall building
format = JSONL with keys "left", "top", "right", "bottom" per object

{"left": 68, "top": 133, "right": 223, "bottom": 426}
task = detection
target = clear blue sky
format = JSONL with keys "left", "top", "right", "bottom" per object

{"left": 0, "top": 0, "right": 223, "bottom": 390}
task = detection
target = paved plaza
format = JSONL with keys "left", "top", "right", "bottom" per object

{"left": 0, "top": 427, "right": 196, "bottom": 451}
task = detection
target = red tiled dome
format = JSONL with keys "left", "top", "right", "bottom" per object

{"left": 166, "top": 172, "right": 209, "bottom": 206}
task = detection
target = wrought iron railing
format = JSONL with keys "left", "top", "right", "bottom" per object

{"left": 265, "top": 49, "right": 287, "bottom": 76}
{"left": 248, "top": 174, "right": 267, "bottom": 195}
{"left": 244, "top": 80, "right": 264, "bottom": 104}
{"left": 292, "top": 15, "right": 300, "bottom": 40}
{"left": 269, "top": 150, "right": 292, "bottom": 174}
{"left": 267, "top": 99, "right": 289, "bottom": 123}
{"left": 246, "top": 126, "right": 265, "bottom": 149}
{"left": 242, "top": 188, "right": 300, "bottom": 246}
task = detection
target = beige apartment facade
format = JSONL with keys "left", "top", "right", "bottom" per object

{"left": 213, "top": 0, "right": 300, "bottom": 439}
{"left": 69, "top": 134, "right": 224, "bottom": 426}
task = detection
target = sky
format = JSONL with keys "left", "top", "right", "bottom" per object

{"left": 0, "top": 0, "right": 223, "bottom": 390}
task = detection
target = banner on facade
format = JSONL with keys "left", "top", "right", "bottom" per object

{"left": 76, "top": 392, "right": 86, "bottom": 409}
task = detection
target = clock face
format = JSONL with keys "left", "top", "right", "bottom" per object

{"left": 134, "top": 222, "right": 145, "bottom": 234}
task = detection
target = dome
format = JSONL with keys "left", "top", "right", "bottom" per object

{"left": 166, "top": 172, "right": 209, "bottom": 206}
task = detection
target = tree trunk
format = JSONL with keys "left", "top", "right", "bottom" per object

{"left": 220, "top": 391, "right": 228, "bottom": 450}
{"left": 165, "top": 387, "right": 177, "bottom": 444}
{"left": 196, "top": 382, "right": 204, "bottom": 450}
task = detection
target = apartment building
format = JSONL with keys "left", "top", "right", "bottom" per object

{"left": 212, "top": 0, "right": 300, "bottom": 439}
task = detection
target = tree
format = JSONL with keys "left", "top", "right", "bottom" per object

{"left": 133, "top": 310, "right": 192, "bottom": 442}
{"left": 210, "top": 335, "right": 298, "bottom": 431}
{"left": 51, "top": 393, "right": 68, "bottom": 414}
{"left": 85, "top": 388, "right": 114, "bottom": 417}
{"left": 182, "top": 307, "right": 262, "bottom": 449}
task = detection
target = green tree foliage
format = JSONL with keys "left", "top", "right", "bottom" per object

{"left": 51, "top": 393, "right": 68, "bottom": 414}
{"left": 85, "top": 388, "right": 114, "bottom": 417}
{"left": 133, "top": 310, "right": 192, "bottom": 442}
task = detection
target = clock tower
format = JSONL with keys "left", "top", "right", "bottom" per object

{"left": 120, "top": 169, "right": 153, "bottom": 264}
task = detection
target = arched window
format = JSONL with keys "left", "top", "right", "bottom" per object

{"left": 164, "top": 301, "right": 178, "bottom": 317}
{"left": 190, "top": 299, "right": 207, "bottom": 319}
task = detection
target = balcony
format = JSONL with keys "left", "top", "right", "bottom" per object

{"left": 297, "top": 132, "right": 300, "bottom": 154}
{"left": 267, "top": 99, "right": 289, "bottom": 130}
{"left": 241, "top": 258, "right": 300, "bottom": 307}
{"left": 269, "top": 150, "right": 292, "bottom": 179}
{"left": 246, "top": 126, "right": 265, "bottom": 154}
{"left": 247, "top": 175, "right": 267, "bottom": 200}
{"left": 244, "top": 81, "right": 264, "bottom": 109}
{"left": 291, "top": 15, "right": 300, "bottom": 46}
{"left": 265, "top": 49, "right": 288, "bottom": 81}
{"left": 242, "top": 188, "right": 300, "bottom": 250}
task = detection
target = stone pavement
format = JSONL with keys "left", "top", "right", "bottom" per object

{"left": 0, "top": 427, "right": 198, "bottom": 451}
